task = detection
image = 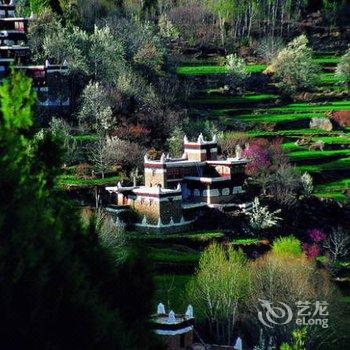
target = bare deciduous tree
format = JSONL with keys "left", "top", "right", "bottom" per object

{"left": 88, "top": 136, "right": 118, "bottom": 178}
{"left": 323, "top": 227, "right": 350, "bottom": 263}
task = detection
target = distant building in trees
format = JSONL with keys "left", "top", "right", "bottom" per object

{"left": 106, "top": 134, "right": 250, "bottom": 233}
{"left": 0, "top": 0, "right": 70, "bottom": 117}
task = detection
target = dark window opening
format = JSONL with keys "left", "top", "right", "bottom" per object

{"left": 180, "top": 334, "right": 185, "bottom": 348}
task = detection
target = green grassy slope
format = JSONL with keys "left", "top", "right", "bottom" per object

{"left": 178, "top": 53, "right": 350, "bottom": 199}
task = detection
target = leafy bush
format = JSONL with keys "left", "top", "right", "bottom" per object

{"left": 75, "top": 163, "right": 92, "bottom": 179}
{"left": 336, "top": 48, "right": 350, "bottom": 89}
{"left": 272, "top": 236, "right": 303, "bottom": 258}
{"left": 301, "top": 172, "right": 313, "bottom": 197}
{"left": 78, "top": 81, "right": 113, "bottom": 133}
{"left": 248, "top": 197, "right": 282, "bottom": 230}
{"left": 271, "top": 35, "right": 319, "bottom": 94}
{"left": 225, "top": 53, "right": 250, "bottom": 90}
{"left": 158, "top": 13, "right": 180, "bottom": 40}
{"left": 167, "top": 126, "right": 184, "bottom": 158}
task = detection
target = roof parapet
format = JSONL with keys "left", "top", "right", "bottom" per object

{"left": 183, "top": 133, "right": 217, "bottom": 145}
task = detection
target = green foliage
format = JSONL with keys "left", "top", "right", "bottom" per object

{"left": 57, "top": 174, "right": 121, "bottom": 187}
{"left": 230, "top": 238, "right": 261, "bottom": 245}
{"left": 272, "top": 35, "right": 320, "bottom": 94}
{"left": 126, "top": 230, "right": 224, "bottom": 242}
{"left": 188, "top": 243, "right": 251, "bottom": 344}
{"left": 336, "top": 48, "right": 350, "bottom": 89}
{"left": 176, "top": 63, "right": 266, "bottom": 75}
{"left": 167, "top": 126, "right": 184, "bottom": 157}
{"left": 226, "top": 54, "right": 249, "bottom": 82}
{"left": 272, "top": 236, "right": 303, "bottom": 258}
{"left": 29, "top": 0, "right": 51, "bottom": 13}
{"left": 258, "top": 36, "right": 284, "bottom": 63}
{"left": 0, "top": 68, "right": 36, "bottom": 131}
{"left": 225, "top": 53, "right": 250, "bottom": 89}
{"left": 158, "top": 13, "right": 180, "bottom": 40}
{"left": 0, "top": 69, "right": 161, "bottom": 349}
{"left": 78, "top": 81, "right": 113, "bottom": 133}
{"left": 30, "top": 15, "right": 166, "bottom": 108}
{"left": 49, "top": 117, "right": 79, "bottom": 165}
{"left": 280, "top": 328, "right": 307, "bottom": 350}
{"left": 154, "top": 274, "right": 191, "bottom": 311}
{"left": 148, "top": 246, "right": 200, "bottom": 263}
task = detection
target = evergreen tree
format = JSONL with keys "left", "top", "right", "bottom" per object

{"left": 0, "top": 70, "right": 162, "bottom": 350}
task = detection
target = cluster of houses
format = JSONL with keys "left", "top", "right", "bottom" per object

{"left": 0, "top": 0, "right": 70, "bottom": 115}
{"left": 106, "top": 134, "right": 251, "bottom": 233}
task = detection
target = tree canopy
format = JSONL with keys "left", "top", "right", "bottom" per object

{"left": 0, "top": 69, "right": 162, "bottom": 350}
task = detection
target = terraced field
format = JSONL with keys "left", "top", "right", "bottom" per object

{"left": 178, "top": 54, "right": 350, "bottom": 200}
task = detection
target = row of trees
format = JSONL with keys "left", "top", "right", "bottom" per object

{"left": 26, "top": 3, "right": 187, "bottom": 180}
{"left": 188, "top": 236, "right": 343, "bottom": 348}
{"left": 21, "top": 0, "right": 350, "bottom": 47}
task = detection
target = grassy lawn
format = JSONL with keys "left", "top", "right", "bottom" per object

{"left": 230, "top": 238, "right": 260, "bottom": 245}
{"left": 127, "top": 230, "right": 224, "bottom": 242}
{"left": 269, "top": 100, "right": 350, "bottom": 112}
{"left": 237, "top": 111, "right": 325, "bottom": 123}
{"left": 176, "top": 63, "right": 266, "bottom": 75}
{"left": 211, "top": 100, "right": 350, "bottom": 119}
{"left": 314, "top": 179, "right": 350, "bottom": 200}
{"left": 296, "top": 157, "right": 350, "bottom": 172}
{"left": 288, "top": 148, "right": 350, "bottom": 160}
{"left": 247, "top": 129, "right": 343, "bottom": 137}
{"left": 319, "top": 72, "right": 341, "bottom": 84}
{"left": 340, "top": 296, "right": 350, "bottom": 303}
{"left": 191, "top": 93, "right": 278, "bottom": 105}
{"left": 179, "top": 53, "right": 350, "bottom": 197}
{"left": 148, "top": 246, "right": 200, "bottom": 263}
{"left": 314, "top": 191, "right": 348, "bottom": 201}
{"left": 313, "top": 56, "right": 341, "bottom": 65}
{"left": 57, "top": 174, "right": 121, "bottom": 187}
{"left": 311, "top": 135, "right": 350, "bottom": 144}
{"left": 154, "top": 274, "right": 191, "bottom": 311}
{"left": 73, "top": 134, "right": 99, "bottom": 142}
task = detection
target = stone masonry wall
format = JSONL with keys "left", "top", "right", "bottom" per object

{"left": 130, "top": 197, "right": 160, "bottom": 224}
{"left": 145, "top": 168, "right": 167, "bottom": 187}
{"left": 159, "top": 198, "right": 183, "bottom": 224}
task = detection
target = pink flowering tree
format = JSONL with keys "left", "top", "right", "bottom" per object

{"left": 302, "top": 229, "right": 326, "bottom": 259}
{"left": 308, "top": 228, "right": 326, "bottom": 243}
{"left": 242, "top": 144, "right": 271, "bottom": 194}
{"left": 242, "top": 144, "right": 270, "bottom": 176}
{"left": 302, "top": 243, "right": 320, "bottom": 259}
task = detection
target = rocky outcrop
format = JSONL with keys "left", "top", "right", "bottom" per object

{"left": 309, "top": 117, "right": 333, "bottom": 131}
{"left": 326, "top": 110, "right": 350, "bottom": 128}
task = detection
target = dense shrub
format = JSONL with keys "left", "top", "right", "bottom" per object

{"left": 271, "top": 236, "right": 303, "bottom": 257}
{"left": 248, "top": 197, "right": 282, "bottom": 230}
{"left": 75, "top": 163, "right": 93, "bottom": 179}
{"left": 219, "top": 132, "right": 251, "bottom": 157}
{"left": 225, "top": 53, "right": 250, "bottom": 91}
{"left": 336, "top": 48, "right": 350, "bottom": 89}
{"left": 271, "top": 35, "right": 319, "bottom": 94}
